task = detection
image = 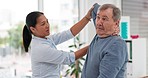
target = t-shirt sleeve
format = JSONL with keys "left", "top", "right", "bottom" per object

{"left": 97, "top": 40, "right": 127, "bottom": 78}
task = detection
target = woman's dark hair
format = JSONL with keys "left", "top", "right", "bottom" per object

{"left": 23, "top": 11, "right": 44, "bottom": 52}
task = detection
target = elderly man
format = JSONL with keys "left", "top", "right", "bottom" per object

{"left": 81, "top": 3, "right": 128, "bottom": 78}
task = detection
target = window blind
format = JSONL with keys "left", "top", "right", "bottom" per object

{"left": 122, "top": 0, "right": 148, "bottom": 37}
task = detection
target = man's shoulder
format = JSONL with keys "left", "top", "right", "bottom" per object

{"left": 111, "top": 36, "right": 127, "bottom": 46}
{"left": 112, "top": 36, "right": 125, "bottom": 42}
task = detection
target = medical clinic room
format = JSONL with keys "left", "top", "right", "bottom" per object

{"left": 0, "top": 0, "right": 148, "bottom": 78}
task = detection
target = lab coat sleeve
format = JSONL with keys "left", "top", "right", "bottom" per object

{"left": 50, "top": 29, "right": 74, "bottom": 45}
{"left": 32, "top": 43, "right": 75, "bottom": 65}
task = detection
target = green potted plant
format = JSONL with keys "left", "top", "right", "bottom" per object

{"left": 65, "top": 35, "right": 86, "bottom": 78}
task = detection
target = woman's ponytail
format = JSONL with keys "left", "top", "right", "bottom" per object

{"left": 23, "top": 11, "right": 44, "bottom": 52}
{"left": 22, "top": 25, "right": 32, "bottom": 52}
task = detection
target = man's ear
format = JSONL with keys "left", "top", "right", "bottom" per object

{"left": 30, "top": 27, "right": 36, "bottom": 33}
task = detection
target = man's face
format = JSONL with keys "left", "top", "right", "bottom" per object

{"left": 96, "top": 8, "right": 119, "bottom": 37}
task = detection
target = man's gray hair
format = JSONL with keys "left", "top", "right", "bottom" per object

{"left": 99, "top": 4, "right": 121, "bottom": 21}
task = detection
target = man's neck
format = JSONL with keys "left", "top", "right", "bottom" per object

{"left": 98, "top": 34, "right": 111, "bottom": 38}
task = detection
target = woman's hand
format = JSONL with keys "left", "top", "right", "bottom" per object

{"left": 112, "top": 26, "right": 120, "bottom": 36}
{"left": 74, "top": 46, "right": 89, "bottom": 60}
{"left": 85, "top": 6, "right": 94, "bottom": 21}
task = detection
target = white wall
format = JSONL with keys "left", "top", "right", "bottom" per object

{"left": 132, "top": 38, "right": 147, "bottom": 77}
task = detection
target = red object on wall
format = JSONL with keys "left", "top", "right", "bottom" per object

{"left": 131, "top": 35, "right": 139, "bottom": 39}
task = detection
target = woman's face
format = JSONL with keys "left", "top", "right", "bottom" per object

{"left": 30, "top": 15, "right": 50, "bottom": 38}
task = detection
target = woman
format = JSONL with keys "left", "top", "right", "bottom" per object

{"left": 22, "top": 6, "right": 94, "bottom": 78}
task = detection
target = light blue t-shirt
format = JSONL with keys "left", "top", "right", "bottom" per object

{"left": 81, "top": 35, "right": 128, "bottom": 78}
{"left": 30, "top": 29, "right": 75, "bottom": 78}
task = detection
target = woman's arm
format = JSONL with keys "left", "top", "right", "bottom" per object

{"left": 74, "top": 46, "right": 89, "bottom": 60}
{"left": 70, "top": 6, "right": 94, "bottom": 36}
{"left": 32, "top": 43, "right": 88, "bottom": 65}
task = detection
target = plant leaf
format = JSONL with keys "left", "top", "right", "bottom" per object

{"left": 76, "top": 70, "right": 79, "bottom": 78}
{"left": 64, "top": 69, "right": 70, "bottom": 76}
{"left": 78, "top": 61, "right": 83, "bottom": 66}
{"left": 80, "top": 57, "right": 85, "bottom": 61}
{"left": 79, "top": 42, "right": 85, "bottom": 46}
{"left": 69, "top": 45, "right": 75, "bottom": 48}
{"left": 70, "top": 69, "right": 76, "bottom": 75}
